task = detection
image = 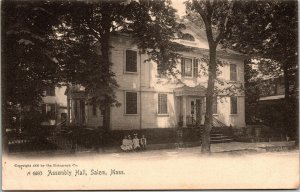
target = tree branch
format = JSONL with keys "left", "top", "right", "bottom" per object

{"left": 193, "top": 0, "right": 208, "bottom": 26}
{"left": 215, "top": 2, "right": 233, "bottom": 43}
{"left": 86, "top": 23, "right": 101, "bottom": 41}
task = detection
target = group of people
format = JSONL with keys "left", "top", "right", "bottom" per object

{"left": 120, "top": 133, "right": 147, "bottom": 151}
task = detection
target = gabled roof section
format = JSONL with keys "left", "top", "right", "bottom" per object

{"left": 176, "top": 19, "right": 245, "bottom": 58}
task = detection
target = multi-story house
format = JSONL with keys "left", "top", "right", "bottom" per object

{"left": 65, "top": 20, "right": 246, "bottom": 131}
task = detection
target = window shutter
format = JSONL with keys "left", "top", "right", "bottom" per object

{"left": 92, "top": 104, "right": 97, "bottom": 116}
{"left": 74, "top": 100, "right": 78, "bottom": 119}
{"left": 126, "top": 92, "right": 137, "bottom": 114}
{"left": 126, "top": 50, "right": 137, "bottom": 72}
{"left": 80, "top": 100, "right": 85, "bottom": 123}
{"left": 193, "top": 59, "right": 198, "bottom": 77}
{"left": 181, "top": 58, "right": 185, "bottom": 76}
{"left": 158, "top": 94, "right": 168, "bottom": 114}
{"left": 230, "top": 97, "right": 237, "bottom": 114}
{"left": 42, "top": 104, "right": 47, "bottom": 117}
{"left": 212, "top": 97, "right": 217, "bottom": 114}
{"left": 230, "top": 64, "right": 237, "bottom": 81}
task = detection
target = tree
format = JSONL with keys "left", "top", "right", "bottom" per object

{"left": 2, "top": 0, "right": 183, "bottom": 133}
{"left": 51, "top": 1, "right": 126, "bottom": 129}
{"left": 226, "top": 0, "right": 297, "bottom": 100}
{"left": 2, "top": 1, "right": 65, "bottom": 131}
{"left": 186, "top": 0, "right": 236, "bottom": 153}
{"left": 225, "top": 0, "right": 298, "bottom": 142}
{"left": 186, "top": 0, "right": 298, "bottom": 152}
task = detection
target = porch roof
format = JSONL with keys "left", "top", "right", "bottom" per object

{"left": 174, "top": 84, "right": 206, "bottom": 97}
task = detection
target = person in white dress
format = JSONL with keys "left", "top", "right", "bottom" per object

{"left": 127, "top": 134, "right": 133, "bottom": 150}
{"left": 120, "top": 135, "right": 133, "bottom": 151}
{"left": 132, "top": 134, "right": 141, "bottom": 150}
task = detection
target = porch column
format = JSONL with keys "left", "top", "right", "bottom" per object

{"left": 182, "top": 95, "right": 187, "bottom": 127}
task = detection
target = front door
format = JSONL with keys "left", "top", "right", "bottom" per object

{"left": 196, "top": 99, "right": 202, "bottom": 126}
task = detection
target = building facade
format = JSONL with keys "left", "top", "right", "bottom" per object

{"left": 66, "top": 21, "right": 246, "bottom": 130}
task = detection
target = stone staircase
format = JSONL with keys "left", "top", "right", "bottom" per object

{"left": 200, "top": 117, "right": 234, "bottom": 144}
{"left": 210, "top": 129, "right": 233, "bottom": 143}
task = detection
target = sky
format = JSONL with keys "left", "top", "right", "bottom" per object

{"left": 171, "top": 0, "right": 186, "bottom": 17}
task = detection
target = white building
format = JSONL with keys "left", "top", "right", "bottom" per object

{"left": 66, "top": 21, "right": 246, "bottom": 131}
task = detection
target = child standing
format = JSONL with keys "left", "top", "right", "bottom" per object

{"left": 140, "top": 135, "right": 147, "bottom": 150}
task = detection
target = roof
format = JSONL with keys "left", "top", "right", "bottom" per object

{"left": 178, "top": 19, "right": 246, "bottom": 59}
{"left": 259, "top": 94, "right": 285, "bottom": 101}
{"left": 174, "top": 84, "right": 206, "bottom": 96}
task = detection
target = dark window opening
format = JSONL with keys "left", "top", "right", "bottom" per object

{"left": 126, "top": 92, "right": 137, "bottom": 114}
{"left": 92, "top": 104, "right": 97, "bottom": 116}
{"left": 158, "top": 94, "right": 168, "bottom": 114}
{"left": 45, "top": 85, "right": 55, "bottom": 96}
{"left": 230, "top": 64, "right": 237, "bottom": 81}
{"left": 230, "top": 97, "right": 237, "bottom": 114}
{"left": 181, "top": 33, "right": 195, "bottom": 41}
{"left": 125, "top": 50, "right": 137, "bottom": 72}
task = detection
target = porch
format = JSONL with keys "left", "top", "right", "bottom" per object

{"left": 174, "top": 84, "right": 206, "bottom": 128}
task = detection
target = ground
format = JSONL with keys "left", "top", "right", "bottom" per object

{"left": 5, "top": 146, "right": 299, "bottom": 190}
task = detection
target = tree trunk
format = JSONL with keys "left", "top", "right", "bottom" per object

{"left": 283, "top": 63, "right": 290, "bottom": 101}
{"left": 201, "top": 45, "right": 218, "bottom": 153}
{"left": 100, "top": 22, "right": 111, "bottom": 131}
{"left": 101, "top": 41, "right": 111, "bottom": 131}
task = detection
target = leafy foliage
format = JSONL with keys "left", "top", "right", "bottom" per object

{"left": 2, "top": 0, "right": 183, "bottom": 130}
{"left": 225, "top": 0, "right": 298, "bottom": 99}
{"left": 2, "top": 1, "right": 67, "bottom": 131}
{"left": 127, "top": 0, "right": 186, "bottom": 76}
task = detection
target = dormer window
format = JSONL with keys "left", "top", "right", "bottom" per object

{"left": 181, "top": 33, "right": 195, "bottom": 41}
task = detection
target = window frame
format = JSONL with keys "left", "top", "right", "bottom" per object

{"left": 181, "top": 57, "right": 199, "bottom": 78}
{"left": 157, "top": 93, "right": 168, "bottom": 115}
{"left": 124, "top": 49, "right": 138, "bottom": 74}
{"left": 124, "top": 91, "right": 138, "bottom": 115}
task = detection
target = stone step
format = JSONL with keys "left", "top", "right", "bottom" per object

{"left": 211, "top": 136, "right": 231, "bottom": 140}
{"left": 211, "top": 139, "right": 233, "bottom": 144}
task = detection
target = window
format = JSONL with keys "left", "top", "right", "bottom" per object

{"left": 125, "top": 50, "right": 137, "bottom": 72}
{"left": 45, "top": 85, "right": 55, "bottom": 96}
{"left": 181, "top": 33, "right": 195, "bottom": 41}
{"left": 181, "top": 58, "right": 199, "bottom": 77}
{"left": 125, "top": 92, "right": 137, "bottom": 114}
{"left": 230, "top": 64, "right": 237, "bottom": 81}
{"left": 212, "top": 97, "right": 218, "bottom": 114}
{"left": 230, "top": 97, "right": 237, "bottom": 114}
{"left": 158, "top": 94, "right": 168, "bottom": 114}
{"left": 42, "top": 104, "right": 56, "bottom": 120}
{"left": 92, "top": 104, "right": 97, "bottom": 116}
